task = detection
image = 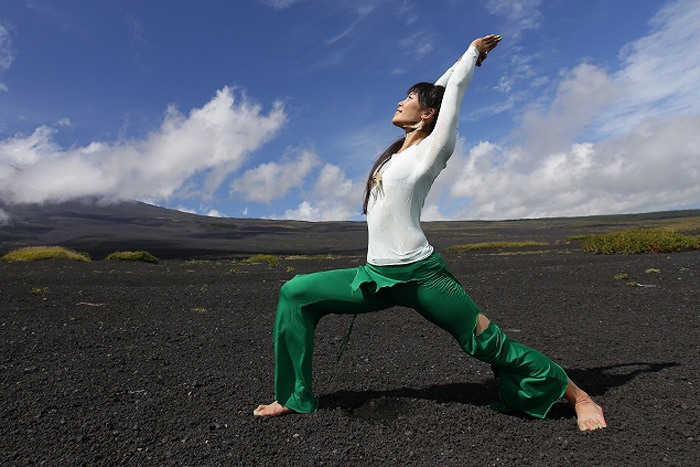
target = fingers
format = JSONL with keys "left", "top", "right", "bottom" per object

{"left": 475, "top": 34, "right": 498, "bottom": 67}
{"left": 473, "top": 34, "right": 500, "bottom": 56}
{"left": 483, "top": 34, "right": 500, "bottom": 51}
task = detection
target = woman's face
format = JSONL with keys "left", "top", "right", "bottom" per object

{"left": 392, "top": 92, "right": 425, "bottom": 129}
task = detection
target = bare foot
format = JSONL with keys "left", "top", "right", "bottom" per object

{"left": 564, "top": 380, "right": 607, "bottom": 432}
{"left": 253, "top": 401, "right": 295, "bottom": 417}
{"left": 574, "top": 399, "right": 607, "bottom": 432}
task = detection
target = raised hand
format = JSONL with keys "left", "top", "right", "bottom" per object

{"left": 473, "top": 34, "right": 501, "bottom": 67}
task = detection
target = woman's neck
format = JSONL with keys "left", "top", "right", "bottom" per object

{"left": 398, "top": 128, "right": 429, "bottom": 154}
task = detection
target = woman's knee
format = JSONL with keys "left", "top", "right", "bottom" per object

{"left": 275, "top": 276, "right": 318, "bottom": 332}
{"left": 279, "top": 275, "right": 307, "bottom": 304}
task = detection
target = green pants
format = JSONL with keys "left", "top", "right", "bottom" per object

{"left": 272, "top": 253, "right": 568, "bottom": 418}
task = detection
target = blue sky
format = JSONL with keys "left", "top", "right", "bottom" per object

{"left": 1, "top": 0, "right": 699, "bottom": 223}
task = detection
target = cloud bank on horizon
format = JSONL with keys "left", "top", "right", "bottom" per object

{"left": 0, "top": 0, "right": 698, "bottom": 224}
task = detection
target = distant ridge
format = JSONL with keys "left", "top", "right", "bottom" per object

{"left": 0, "top": 200, "right": 368, "bottom": 259}
{"left": 1, "top": 200, "right": 699, "bottom": 259}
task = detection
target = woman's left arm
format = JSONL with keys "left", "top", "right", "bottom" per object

{"left": 421, "top": 45, "right": 480, "bottom": 175}
{"left": 422, "top": 35, "right": 500, "bottom": 175}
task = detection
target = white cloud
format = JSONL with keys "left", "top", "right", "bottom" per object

{"left": 0, "top": 126, "right": 59, "bottom": 166}
{"left": 0, "top": 23, "right": 14, "bottom": 71}
{"left": 592, "top": 0, "right": 700, "bottom": 137}
{"left": 398, "top": 30, "right": 434, "bottom": 58}
{"left": 0, "top": 23, "right": 14, "bottom": 93}
{"left": 0, "top": 208, "right": 10, "bottom": 226}
{"left": 443, "top": 111, "right": 700, "bottom": 220}
{"left": 325, "top": 25, "right": 356, "bottom": 46}
{"left": 283, "top": 201, "right": 320, "bottom": 221}
{"left": 397, "top": 1, "right": 418, "bottom": 26}
{"left": 127, "top": 14, "right": 150, "bottom": 48}
{"left": 0, "top": 87, "right": 286, "bottom": 205}
{"left": 175, "top": 205, "right": 197, "bottom": 215}
{"left": 205, "top": 208, "right": 223, "bottom": 217}
{"left": 259, "top": 0, "right": 304, "bottom": 9}
{"left": 324, "top": 3, "right": 376, "bottom": 47}
{"left": 517, "top": 62, "right": 621, "bottom": 156}
{"left": 173, "top": 205, "right": 225, "bottom": 218}
{"left": 231, "top": 148, "right": 319, "bottom": 203}
{"left": 282, "top": 163, "right": 362, "bottom": 221}
{"left": 485, "top": 0, "right": 543, "bottom": 39}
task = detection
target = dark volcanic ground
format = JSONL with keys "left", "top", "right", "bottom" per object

{"left": 1, "top": 247, "right": 699, "bottom": 466}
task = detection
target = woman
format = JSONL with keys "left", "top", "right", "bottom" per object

{"left": 254, "top": 34, "right": 606, "bottom": 432}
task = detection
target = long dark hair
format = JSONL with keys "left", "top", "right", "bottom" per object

{"left": 362, "top": 82, "right": 445, "bottom": 214}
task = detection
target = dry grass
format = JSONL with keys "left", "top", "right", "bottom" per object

{"left": 245, "top": 254, "right": 281, "bottom": 267}
{"left": 1, "top": 246, "right": 91, "bottom": 262}
{"left": 445, "top": 241, "right": 549, "bottom": 253}
{"left": 105, "top": 250, "right": 159, "bottom": 263}
{"left": 581, "top": 228, "right": 700, "bottom": 254}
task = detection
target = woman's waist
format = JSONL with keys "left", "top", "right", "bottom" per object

{"left": 366, "top": 228, "right": 430, "bottom": 261}
{"left": 364, "top": 250, "right": 445, "bottom": 280}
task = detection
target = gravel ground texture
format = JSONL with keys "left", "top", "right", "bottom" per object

{"left": 1, "top": 247, "right": 698, "bottom": 466}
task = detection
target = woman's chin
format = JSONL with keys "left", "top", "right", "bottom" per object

{"left": 391, "top": 118, "right": 411, "bottom": 129}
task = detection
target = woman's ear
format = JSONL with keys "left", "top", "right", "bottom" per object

{"left": 421, "top": 107, "right": 436, "bottom": 124}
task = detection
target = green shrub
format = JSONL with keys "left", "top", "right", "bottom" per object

{"left": 105, "top": 250, "right": 159, "bottom": 263}
{"left": 246, "top": 254, "right": 280, "bottom": 267}
{"left": 446, "top": 241, "right": 548, "bottom": 253}
{"left": 581, "top": 228, "right": 700, "bottom": 254}
{"left": 1, "top": 246, "right": 90, "bottom": 262}
{"left": 566, "top": 234, "right": 592, "bottom": 242}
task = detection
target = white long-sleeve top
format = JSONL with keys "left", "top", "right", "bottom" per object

{"left": 365, "top": 45, "right": 479, "bottom": 266}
